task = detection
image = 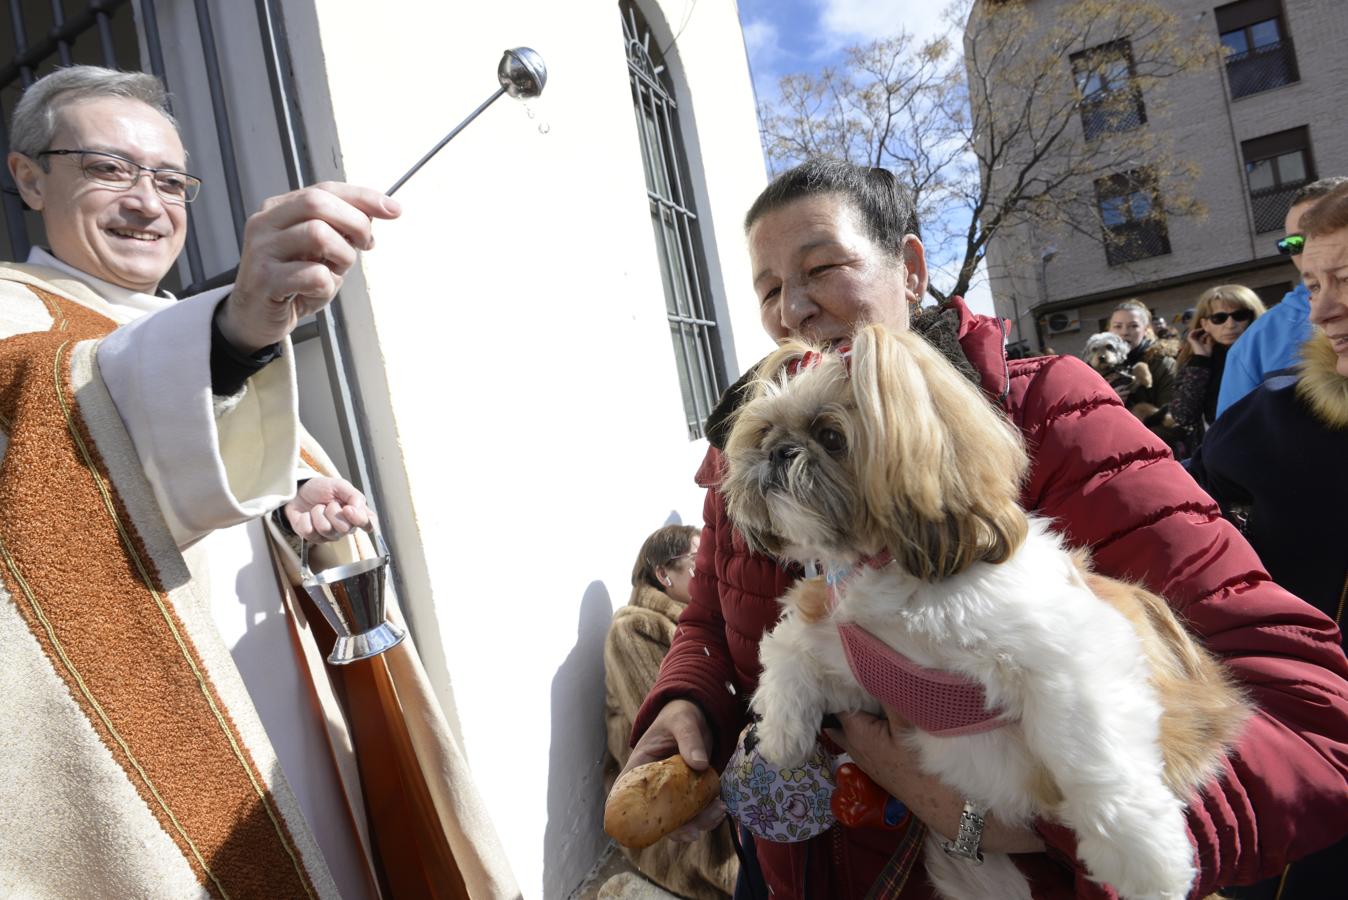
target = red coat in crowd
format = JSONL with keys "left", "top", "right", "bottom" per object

{"left": 632, "top": 298, "right": 1348, "bottom": 899}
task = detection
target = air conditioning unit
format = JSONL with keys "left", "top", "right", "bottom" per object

{"left": 1042, "top": 309, "right": 1081, "bottom": 335}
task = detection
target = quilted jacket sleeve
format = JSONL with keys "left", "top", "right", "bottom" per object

{"left": 630, "top": 482, "right": 746, "bottom": 768}
{"left": 1012, "top": 355, "right": 1348, "bottom": 897}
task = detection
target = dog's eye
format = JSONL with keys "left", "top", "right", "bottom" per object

{"left": 815, "top": 427, "right": 846, "bottom": 454}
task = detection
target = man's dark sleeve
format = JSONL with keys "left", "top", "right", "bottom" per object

{"left": 210, "top": 299, "right": 282, "bottom": 396}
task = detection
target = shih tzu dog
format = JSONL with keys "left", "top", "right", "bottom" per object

{"left": 721, "top": 325, "right": 1248, "bottom": 900}
{"left": 1082, "top": 332, "right": 1159, "bottom": 419}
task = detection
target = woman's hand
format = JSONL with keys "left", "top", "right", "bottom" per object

{"left": 620, "top": 699, "right": 726, "bottom": 841}
{"left": 283, "top": 476, "right": 370, "bottom": 541}
{"left": 830, "top": 705, "right": 1045, "bottom": 854}
{"left": 1187, "top": 327, "right": 1214, "bottom": 358}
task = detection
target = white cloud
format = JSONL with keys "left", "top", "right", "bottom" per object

{"left": 816, "top": 0, "right": 953, "bottom": 50}
{"left": 742, "top": 17, "right": 783, "bottom": 63}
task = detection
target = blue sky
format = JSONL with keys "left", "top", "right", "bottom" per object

{"left": 738, "top": 0, "right": 952, "bottom": 94}
{"left": 734, "top": 0, "right": 996, "bottom": 317}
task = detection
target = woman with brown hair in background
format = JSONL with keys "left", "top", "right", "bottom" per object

{"left": 1172, "top": 285, "right": 1265, "bottom": 458}
{"left": 603, "top": 525, "right": 737, "bottom": 898}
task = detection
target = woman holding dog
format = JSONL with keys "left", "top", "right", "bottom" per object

{"left": 620, "top": 159, "right": 1348, "bottom": 899}
{"left": 1171, "top": 285, "right": 1265, "bottom": 457}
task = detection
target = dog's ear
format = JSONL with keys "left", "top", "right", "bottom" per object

{"left": 849, "top": 324, "right": 1029, "bottom": 580}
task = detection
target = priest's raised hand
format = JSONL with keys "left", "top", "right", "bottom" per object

{"left": 218, "top": 182, "right": 401, "bottom": 353}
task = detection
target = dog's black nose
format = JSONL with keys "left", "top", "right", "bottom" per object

{"left": 769, "top": 443, "right": 798, "bottom": 469}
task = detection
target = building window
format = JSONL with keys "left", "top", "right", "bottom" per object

{"left": 621, "top": 0, "right": 725, "bottom": 440}
{"left": 1216, "top": 0, "right": 1298, "bottom": 99}
{"left": 0, "top": 0, "right": 140, "bottom": 261}
{"left": 1070, "top": 39, "right": 1146, "bottom": 141}
{"left": 1095, "top": 169, "right": 1171, "bottom": 266}
{"left": 1242, "top": 126, "right": 1314, "bottom": 234}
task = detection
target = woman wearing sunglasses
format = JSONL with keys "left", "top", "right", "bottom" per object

{"left": 1172, "top": 284, "right": 1266, "bottom": 458}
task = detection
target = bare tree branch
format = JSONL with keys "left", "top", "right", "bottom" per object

{"left": 756, "top": 0, "right": 1217, "bottom": 304}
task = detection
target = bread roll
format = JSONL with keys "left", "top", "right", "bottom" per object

{"left": 603, "top": 753, "right": 720, "bottom": 849}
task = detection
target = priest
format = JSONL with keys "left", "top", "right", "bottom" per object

{"left": 0, "top": 65, "right": 515, "bottom": 899}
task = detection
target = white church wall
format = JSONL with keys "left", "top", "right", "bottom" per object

{"left": 291, "top": 0, "right": 769, "bottom": 895}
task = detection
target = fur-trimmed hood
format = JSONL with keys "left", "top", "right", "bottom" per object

{"left": 1296, "top": 332, "right": 1348, "bottom": 429}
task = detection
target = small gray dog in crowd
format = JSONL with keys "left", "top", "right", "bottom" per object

{"left": 1083, "top": 332, "right": 1154, "bottom": 412}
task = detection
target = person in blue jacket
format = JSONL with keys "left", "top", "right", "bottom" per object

{"left": 1216, "top": 176, "right": 1346, "bottom": 417}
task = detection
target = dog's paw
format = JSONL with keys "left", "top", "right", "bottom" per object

{"left": 751, "top": 713, "right": 817, "bottom": 769}
{"left": 1076, "top": 829, "right": 1196, "bottom": 900}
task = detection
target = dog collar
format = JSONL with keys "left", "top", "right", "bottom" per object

{"left": 827, "top": 558, "right": 1011, "bottom": 737}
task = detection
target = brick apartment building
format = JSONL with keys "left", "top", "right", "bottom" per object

{"left": 971, "top": 0, "right": 1348, "bottom": 355}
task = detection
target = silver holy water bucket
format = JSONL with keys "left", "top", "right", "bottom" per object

{"left": 300, "top": 527, "right": 406, "bottom": 665}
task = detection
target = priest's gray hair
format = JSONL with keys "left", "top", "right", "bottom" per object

{"left": 9, "top": 65, "right": 178, "bottom": 162}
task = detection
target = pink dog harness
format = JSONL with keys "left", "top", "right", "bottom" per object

{"left": 829, "top": 559, "right": 1011, "bottom": 736}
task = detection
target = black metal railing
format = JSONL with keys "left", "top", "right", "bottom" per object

{"left": 622, "top": 0, "right": 725, "bottom": 440}
{"left": 1078, "top": 87, "right": 1146, "bottom": 142}
{"left": 0, "top": 0, "right": 135, "bottom": 261}
{"left": 1225, "top": 39, "right": 1299, "bottom": 99}
{"left": 1250, "top": 180, "right": 1306, "bottom": 234}
{"left": 1104, "top": 222, "right": 1171, "bottom": 266}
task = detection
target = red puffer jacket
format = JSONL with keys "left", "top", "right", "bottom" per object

{"left": 632, "top": 299, "right": 1348, "bottom": 899}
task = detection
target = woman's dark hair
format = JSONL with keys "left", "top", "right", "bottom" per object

{"left": 744, "top": 158, "right": 921, "bottom": 256}
{"left": 631, "top": 524, "right": 699, "bottom": 593}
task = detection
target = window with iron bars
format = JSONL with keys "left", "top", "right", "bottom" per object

{"left": 620, "top": 0, "right": 726, "bottom": 441}
{"left": 0, "top": 0, "right": 140, "bottom": 263}
{"left": 1070, "top": 39, "right": 1146, "bottom": 142}
{"left": 1095, "top": 169, "right": 1171, "bottom": 266}
{"left": 1242, "top": 126, "right": 1314, "bottom": 234}
{"left": 1216, "top": 0, "right": 1299, "bottom": 99}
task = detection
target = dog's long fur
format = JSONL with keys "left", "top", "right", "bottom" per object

{"left": 722, "top": 325, "right": 1248, "bottom": 900}
{"left": 1083, "top": 331, "right": 1161, "bottom": 422}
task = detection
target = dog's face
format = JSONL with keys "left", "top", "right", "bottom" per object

{"left": 722, "top": 351, "right": 866, "bottom": 562}
{"left": 1083, "top": 332, "right": 1131, "bottom": 374}
{"left": 722, "top": 325, "right": 1030, "bottom": 581}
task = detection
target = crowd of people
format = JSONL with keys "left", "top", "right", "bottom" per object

{"left": 1084, "top": 177, "right": 1346, "bottom": 468}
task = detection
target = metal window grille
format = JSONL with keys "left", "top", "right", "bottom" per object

{"left": 1070, "top": 39, "right": 1146, "bottom": 142}
{"left": 0, "top": 0, "right": 138, "bottom": 261}
{"left": 1249, "top": 180, "right": 1307, "bottom": 233}
{"left": 1220, "top": 10, "right": 1299, "bottom": 101}
{"left": 1242, "top": 128, "right": 1313, "bottom": 234}
{"left": 1095, "top": 169, "right": 1171, "bottom": 266}
{"left": 621, "top": 0, "right": 725, "bottom": 440}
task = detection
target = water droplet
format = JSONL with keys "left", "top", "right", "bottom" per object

{"left": 702, "top": 646, "right": 710, "bottom": 657}
{"left": 537, "top": 122, "right": 551, "bottom": 135}
{"left": 525, "top": 104, "right": 536, "bottom": 119}
{"left": 725, "top": 682, "right": 737, "bottom": 696}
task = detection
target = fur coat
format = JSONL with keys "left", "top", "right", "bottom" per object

{"left": 605, "top": 584, "right": 737, "bottom": 899}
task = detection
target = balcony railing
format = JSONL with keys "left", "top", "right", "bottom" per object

{"left": 1250, "top": 180, "right": 1307, "bottom": 234}
{"left": 1104, "top": 222, "right": 1171, "bottom": 266}
{"left": 1078, "top": 88, "right": 1146, "bottom": 141}
{"left": 1225, "top": 39, "right": 1299, "bottom": 99}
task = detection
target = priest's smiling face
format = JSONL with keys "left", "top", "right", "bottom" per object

{"left": 17, "top": 96, "right": 189, "bottom": 293}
